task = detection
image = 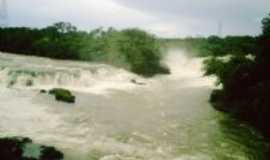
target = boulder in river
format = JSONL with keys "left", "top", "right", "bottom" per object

{"left": 40, "top": 89, "right": 47, "bottom": 94}
{"left": 130, "top": 79, "right": 146, "bottom": 85}
{"left": 49, "top": 88, "right": 76, "bottom": 103}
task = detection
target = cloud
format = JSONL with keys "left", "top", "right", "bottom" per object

{"left": 112, "top": 0, "right": 270, "bottom": 36}
{"left": 8, "top": 0, "right": 156, "bottom": 30}
{"left": 6, "top": 0, "right": 270, "bottom": 37}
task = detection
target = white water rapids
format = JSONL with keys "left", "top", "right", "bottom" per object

{"left": 0, "top": 50, "right": 268, "bottom": 160}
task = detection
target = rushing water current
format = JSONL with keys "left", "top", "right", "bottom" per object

{"left": 0, "top": 51, "right": 269, "bottom": 160}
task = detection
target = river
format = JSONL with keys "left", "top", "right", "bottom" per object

{"left": 0, "top": 50, "right": 268, "bottom": 160}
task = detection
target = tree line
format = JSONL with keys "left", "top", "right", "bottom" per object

{"left": 161, "top": 35, "right": 256, "bottom": 57}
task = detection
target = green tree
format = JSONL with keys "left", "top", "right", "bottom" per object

{"left": 119, "top": 29, "right": 169, "bottom": 76}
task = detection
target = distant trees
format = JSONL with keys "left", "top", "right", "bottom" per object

{"left": 209, "top": 36, "right": 256, "bottom": 56}
{"left": 161, "top": 35, "right": 256, "bottom": 57}
{"left": 49, "top": 22, "right": 77, "bottom": 33}
{"left": 0, "top": 22, "right": 82, "bottom": 59}
{"left": 0, "top": 27, "right": 41, "bottom": 54}
{"left": 32, "top": 22, "right": 82, "bottom": 59}
{"left": 0, "top": 23, "right": 169, "bottom": 77}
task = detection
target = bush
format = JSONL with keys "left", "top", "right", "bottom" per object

{"left": 0, "top": 137, "right": 63, "bottom": 160}
{"left": 49, "top": 88, "right": 75, "bottom": 103}
{"left": 40, "top": 146, "right": 64, "bottom": 160}
{"left": 0, "top": 137, "right": 29, "bottom": 160}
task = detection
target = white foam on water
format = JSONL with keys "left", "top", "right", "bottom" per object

{"left": 0, "top": 52, "right": 146, "bottom": 94}
{"left": 0, "top": 51, "right": 263, "bottom": 160}
{"left": 165, "top": 49, "right": 215, "bottom": 86}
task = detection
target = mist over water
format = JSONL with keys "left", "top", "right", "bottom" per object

{"left": 0, "top": 51, "right": 268, "bottom": 160}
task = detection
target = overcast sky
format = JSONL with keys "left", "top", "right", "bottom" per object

{"left": 4, "top": 0, "right": 270, "bottom": 37}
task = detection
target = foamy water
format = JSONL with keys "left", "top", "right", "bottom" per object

{"left": 0, "top": 51, "right": 268, "bottom": 160}
{"left": 0, "top": 52, "right": 147, "bottom": 94}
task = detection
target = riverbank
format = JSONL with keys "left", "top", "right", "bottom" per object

{"left": 203, "top": 13, "right": 270, "bottom": 141}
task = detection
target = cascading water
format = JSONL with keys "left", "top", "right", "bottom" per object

{"left": 0, "top": 52, "right": 145, "bottom": 94}
{"left": 0, "top": 51, "right": 268, "bottom": 160}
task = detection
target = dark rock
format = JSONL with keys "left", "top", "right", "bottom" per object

{"left": 26, "top": 80, "right": 33, "bottom": 87}
{"left": 40, "top": 89, "right": 47, "bottom": 94}
{"left": 130, "top": 79, "right": 146, "bottom": 85}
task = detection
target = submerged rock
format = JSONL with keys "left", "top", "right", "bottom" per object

{"left": 26, "top": 80, "right": 34, "bottom": 87}
{"left": 49, "top": 88, "right": 75, "bottom": 103}
{"left": 130, "top": 79, "right": 146, "bottom": 85}
{"left": 40, "top": 89, "right": 47, "bottom": 94}
{"left": 0, "top": 137, "right": 64, "bottom": 160}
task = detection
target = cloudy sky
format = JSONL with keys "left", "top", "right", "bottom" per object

{"left": 4, "top": 0, "right": 270, "bottom": 37}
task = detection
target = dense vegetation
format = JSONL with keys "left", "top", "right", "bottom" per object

{"left": 0, "top": 137, "right": 63, "bottom": 160}
{"left": 161, "top": 35, "right": 256, "bottom": 57}
{"left": 0, "top": 23, "right": 169, "bottom": 77}
{"left": 203, "top": 13, "right": 270, "bottom": 137}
